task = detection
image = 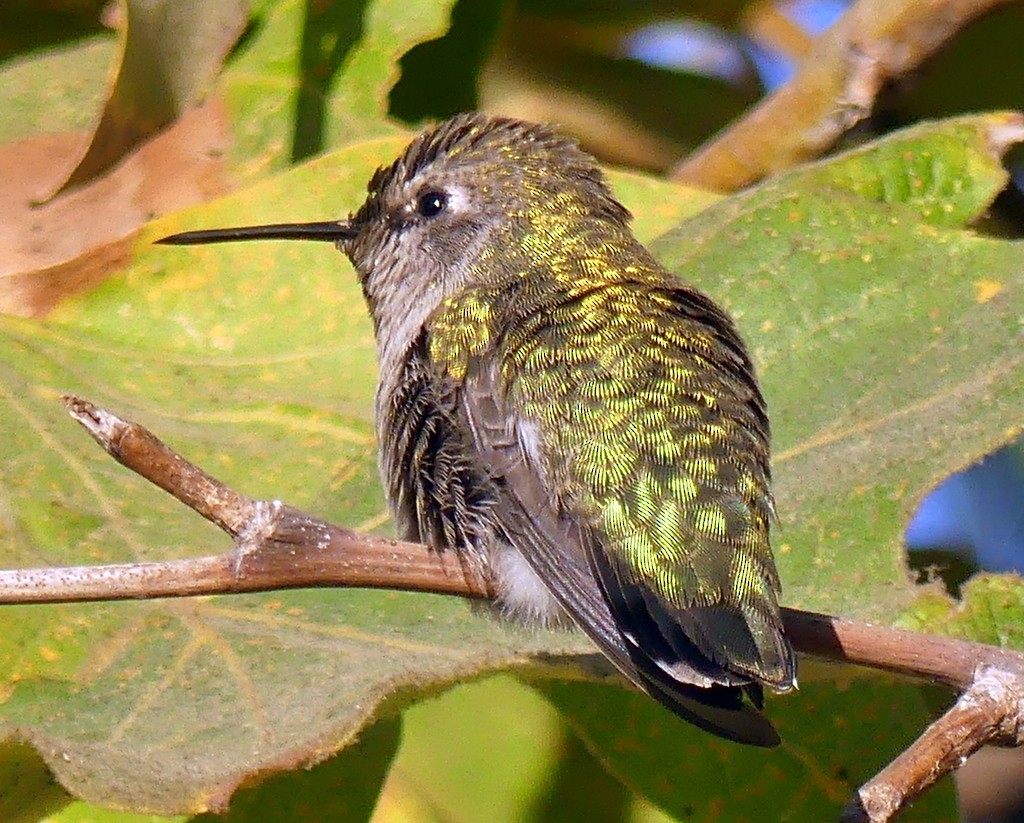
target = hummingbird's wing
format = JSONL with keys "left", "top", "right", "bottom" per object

{"left": 458, "top": 355, "right": 782, "bottom": 747}
{"left": 435, "top": 271, "right": 798, "bottom": 745}
{"left": 564, "top": 283, "right": 795, "bottom": 693}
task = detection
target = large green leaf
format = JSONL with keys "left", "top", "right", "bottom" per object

{"left": 1, "top": 112, "right": 1021, "bottom": 820}
{"left": 550, "top": 112, "right": 1022, "bottom": 820}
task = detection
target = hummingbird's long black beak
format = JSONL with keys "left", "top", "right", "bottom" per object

{"left": 156, "top": 220, "right": 358, "bottom": 246}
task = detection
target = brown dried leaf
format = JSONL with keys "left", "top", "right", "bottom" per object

{"left": 52, "top": 0, "right": 247, "bottom": 195}
{"left": 0, "top": 99, "right": 232, "bottom": 317}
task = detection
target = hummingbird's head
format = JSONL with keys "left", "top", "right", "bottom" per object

{"left": 157, "top": 113, "right": 631, "bottom": 349}
{"left": 341, "top": 113, "right": 631, "bottom": 305}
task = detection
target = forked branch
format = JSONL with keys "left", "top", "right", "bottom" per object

{"left": 0, "top": 395, "right": 1021, "bottom": 822}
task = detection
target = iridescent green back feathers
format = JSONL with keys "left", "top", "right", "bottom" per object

{"left": 430, "top": 222, "right": 793, "bottom": 690}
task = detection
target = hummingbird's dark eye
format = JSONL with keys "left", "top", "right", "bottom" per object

{"left": 416, "top": 191, "right": 447, "bottom": 219}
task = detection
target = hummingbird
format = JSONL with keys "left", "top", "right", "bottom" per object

{"left": 158, "top": 113, "right": 796, "bottom": 746}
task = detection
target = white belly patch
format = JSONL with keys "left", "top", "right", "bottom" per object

{"left": 489, "top": 541, "right": 569, "bottom": 628}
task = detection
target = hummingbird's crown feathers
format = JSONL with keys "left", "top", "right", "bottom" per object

{"left": 358, "top": 113, "right": 632, "bottom": 226}
{"left": 396, "top": 113, "right": 575, "bottom": 181}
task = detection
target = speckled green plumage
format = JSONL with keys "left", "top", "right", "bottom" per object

{"left": 429, "top": 215, "right": 791, "bottom": 688}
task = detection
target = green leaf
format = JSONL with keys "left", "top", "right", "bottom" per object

{"left": 899, "top": 573, "right": 1024, "bottom": 642}
{"left": 535, "top": 668, "right": 958, "bottom": 823}
{"left": 383, "top": 111, "right": 1021, "bottom": 822}
{"left": 221, "top": 0, "right": 459, "bottom": 179}
{"left": 0, "top": 133, "right": 601, "bottom": 815}
{"left": 560, "top": 112, "right": 1022, "bottom": 818}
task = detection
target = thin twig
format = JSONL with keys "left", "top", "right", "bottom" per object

{"left": 2, "top": 395, "right": 1023, "bottom": 822}
{"left": 672, "top": 0, "right": 1017, "bottom": 191}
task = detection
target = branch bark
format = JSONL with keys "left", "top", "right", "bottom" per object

{"left": 1, "top": 395, "right": 1022, "bottom": 822}
{"left": 841, "top": 666, "right": 1024, "bottom": 822}
{"left": 672, "top": 0, "right": 1018, "bottom": 191}
{"left": 0, "top": 395, "right": 492, "bottom": 604}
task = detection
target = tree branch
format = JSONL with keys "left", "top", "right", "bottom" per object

{"left": 672, "top": 0, "right": 1017, "bottom": 191}
{"left": 841, "top": 666, "right": 1024, "bottom": 822}
{"left": 783, "top": 608, "right": 1024, "bottom": 692}
{"left": 0, "top": 395, "right": 492, "bottom": 604}
{"left": 1, "top": 395, "right": 1022, "bottom": 822}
